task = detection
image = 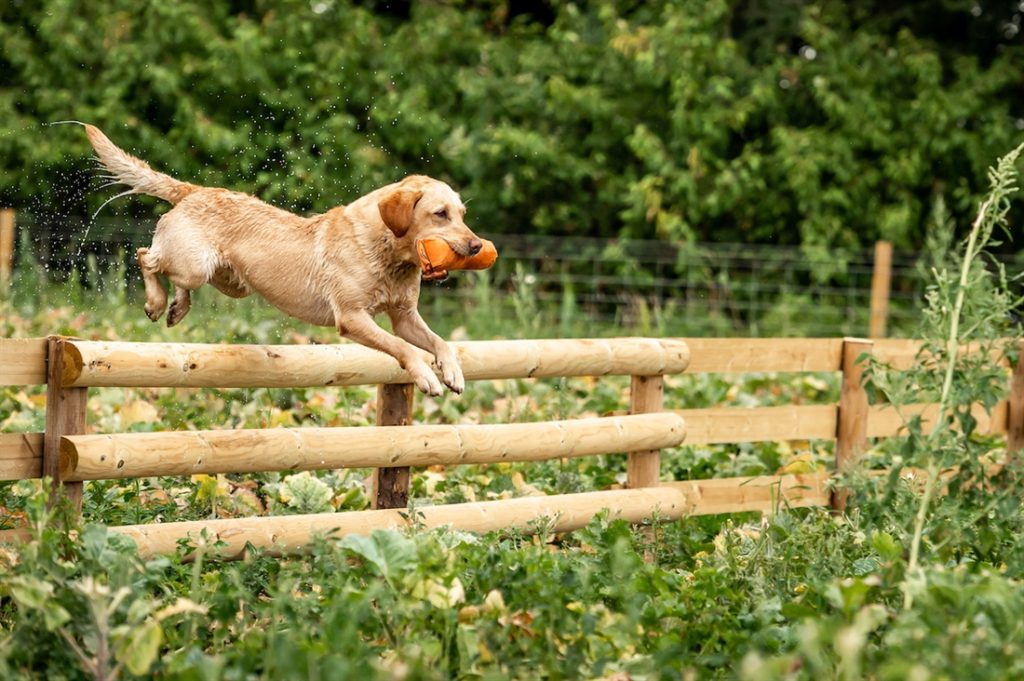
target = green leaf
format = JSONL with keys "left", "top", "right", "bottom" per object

{"left": 117, "top": 619, "right": 163, "bottom": 676}
{"left": 7, "top": 576, "right": 54, "bottom": 610}
{"left": 340, "top": 530, "right": 417, "bottom": 587}
{"left": 80, "top": 523, "right": 109, "bottom": 558}
{"left": 5, "top": 575, "right": 71, "bottom": 631}
{"left": 278, "top": 471, "right": 334, "bottom": 514}
{"left": 871, "top": 531, "right": 902, "bottom": 561}
{"left": 42, "top": 603, "right": 71, "bottom": 631}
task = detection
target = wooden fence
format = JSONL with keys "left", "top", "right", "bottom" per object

{"left": 1, "top": 336, "right": 1021, "bottom": 559}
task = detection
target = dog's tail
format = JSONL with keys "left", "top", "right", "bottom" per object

{"left": 84, "top": 124, "right": 199, "bottom": 204}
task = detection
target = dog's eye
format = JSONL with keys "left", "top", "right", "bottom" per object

{"left": 434, "top": 209, "right": 448, "bottom": 220}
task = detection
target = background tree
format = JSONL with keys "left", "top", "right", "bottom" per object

{"left": 0, "top": 0, "right": 1021, "bottom": 262}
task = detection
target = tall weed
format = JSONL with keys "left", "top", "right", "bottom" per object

{"left": 858, "top": 145, "right": 1024, "bottom": 605}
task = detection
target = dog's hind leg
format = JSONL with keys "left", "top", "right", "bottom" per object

{"left": 167, "top": 286, "right": 192, "bottom": 327}
{"left": 137, "top": 247, "right": 168, "bottom": 322}
{"left": 161, "top": 245, "right": 219, "bottom": 327}
{"left": 165, "top": 268, "right": 208, "bottom": 327}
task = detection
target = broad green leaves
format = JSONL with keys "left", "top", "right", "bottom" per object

{"left": 340, "top": 530, "right": 417, "bottom": 589}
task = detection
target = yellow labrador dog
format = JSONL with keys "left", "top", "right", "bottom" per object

{"left": 83, "top": 124, "right": 483, "bottom": 395}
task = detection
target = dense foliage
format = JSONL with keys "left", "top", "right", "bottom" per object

{"left": 1, "top": 145, "right": 1023, "bottom": 678}
{"left": 2, "top": 1, "right": 1023, "bottom": 257}
{"left": 4, "top": 501, "right": 1024, "bottom": 680}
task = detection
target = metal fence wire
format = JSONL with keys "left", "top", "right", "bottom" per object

{"left": 3, "top": 213, "right": 997, "bottom": 338}
{"left": 473, "top": 234, "right": 928, "bottom": 337}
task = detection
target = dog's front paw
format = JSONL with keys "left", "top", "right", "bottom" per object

{"left": 438, "top": 358, "right": 465, "bottom": 394}
{"left": 144, "top": 303, "right": 163, "bottom": 322}
{"left": 409, "top": 361, "right": 444, "bottom": 397}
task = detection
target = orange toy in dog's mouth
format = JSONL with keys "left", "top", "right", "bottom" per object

{"left": 416, "top": 238, "right": 498, "bottom": 281}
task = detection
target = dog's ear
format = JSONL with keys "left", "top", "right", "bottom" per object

{"left": 378, "top": 189, "right": 424, "bottom": 238}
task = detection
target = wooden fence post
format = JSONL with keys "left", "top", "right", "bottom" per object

{"left": 869, "top": 240, "right": 893, "bottom": 339}
{"left": 45, "top": 336, "right": 87, "bottom": 512}
{"left": 627, "top": 374, "right": 664, "bottom": 488}
{"left": 370, "top": 382, "right": 414, "bottom": 509}
{"left": 1009, "top": 340, "right": 1024, "bottom": 457}
{"left": 0, "top": 208, "right": 15, "bottom": 290}
{"left": 832, "top": 338, "right": 873, "bottom": 512}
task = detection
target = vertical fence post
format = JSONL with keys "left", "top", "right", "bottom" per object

{"left": 627, "top": 374, "right": 664, "bottom": 488}
{"left": 45, "top": 336, "right": 87, "bottom": 513}
{"left": 869, "top": 240, "right": 893, "bottom": 339}
{"left": 833, "top": 337, "right": 873, "bottom": 512}
{"left": 1009, "top": 340, "right": 1024, "bottom": 457}
{"left": 0, "top": 208, "right": 15, "bottom": 291}
{"left": 371, "top": 382, "right": 414, "bottom": 509}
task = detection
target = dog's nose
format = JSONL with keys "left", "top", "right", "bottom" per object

{"left": 467, "top": 238, "right": 483, "bottom": 256}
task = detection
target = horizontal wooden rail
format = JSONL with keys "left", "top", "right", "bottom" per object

{"left": 0, "top": 337, "right": 872, "bottom": 386}
{"left": 672, "top": 399, "right": 1009, "bottom": 445}
{"left": 59, "top": 414, "right": 686, "bottom": 481}
{"left": 871, "top": 339, "right": 1012, "bottom": 370}
{"left": 5, "top": 337, "right": 1015, "bottom": 390}
{"left": 666, "top": 472, "right": 829, "bottom": 514}
{"left": 0, "top": 432, "right": 43, "bottom": 480}
{"left": 677, "top": 405, "right": 838, "bottom": 444}
{"left": 867, "top": 400, "right": 1008, "bottom": 438}
{"left": 869, "top": 339, "right": 922, "bottom": 370}
{"left": 681, "top": 338, "right": 843, "bottom": 373}
{"left": 0, "top": 473, "right": 827, "bottom": 558}
{"left": 0, "top": 488, "right": 685, "bottom": 558}
{"left": 7, "top": 399, "right": 1010, "bottom": 482}
{"left": 676, "top": 338, "right": 1010, "bottom": 374}
{"left": 6, "top": 399, "right": 1010, "bottom": 482}
{"left": 0, "top": 338, "right": 47, "bottom": 386}
{"left": 54, "top": 337, "right": 689, "bottom": 388}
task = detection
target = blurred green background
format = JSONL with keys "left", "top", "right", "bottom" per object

{"left": 2, "top": 0, "right": 1022, "bottom": 251}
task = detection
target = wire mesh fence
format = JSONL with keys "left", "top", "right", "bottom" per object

{"left": 453, "top": 234, "right": 929, "bottom": 337}
{"left": 0, "top": 211, "right": 984, "bottom": 338}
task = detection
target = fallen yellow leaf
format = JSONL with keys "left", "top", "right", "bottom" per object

{"left": 120, "top": 400, "right": 159, "bottom": 428}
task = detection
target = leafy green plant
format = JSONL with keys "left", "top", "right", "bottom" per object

{"left": 275, "top": 471, "right": 335, "bottom": 515}
{"left": 1, "top": 486, "right": 207, "bottom": 679}
{"left": 856, "top": 144, "right": 1024, "bottom": 609}
{"left": 902, "top": 144, "right": 1023, "bottom": 607}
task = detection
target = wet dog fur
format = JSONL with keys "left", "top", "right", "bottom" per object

{"left": 83, "top": 124, "right": 483, "bottom": 395}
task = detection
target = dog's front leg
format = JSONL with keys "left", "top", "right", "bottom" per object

{"left": 336, "top": 310, "right": 444, "bottom": 396}
{"left": 389, "top": 308, "right": 465, "bottom": 394}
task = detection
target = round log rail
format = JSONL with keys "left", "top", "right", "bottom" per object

{"left": 59, "top": 337, "right": 690, "bottom": 388}
{"left": 10, "top": 472, "right": 822, "bottom": 559}
{"left": 60, "top": 413, "right": 687, "bottom": 481}
{"left": 117, "top": 486, "right": 694, "bottom": 559}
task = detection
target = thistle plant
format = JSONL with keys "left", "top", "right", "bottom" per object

{"left": 863, "top": 144, "right": 1024, "bottom": 610}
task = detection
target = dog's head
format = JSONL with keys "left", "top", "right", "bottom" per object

{"left": 378, "top": 175, "right": 483, "bottom": 258}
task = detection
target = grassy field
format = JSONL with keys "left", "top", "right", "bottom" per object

{"left": 1, "top": 230, "right": 1023, "bottom": 679}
